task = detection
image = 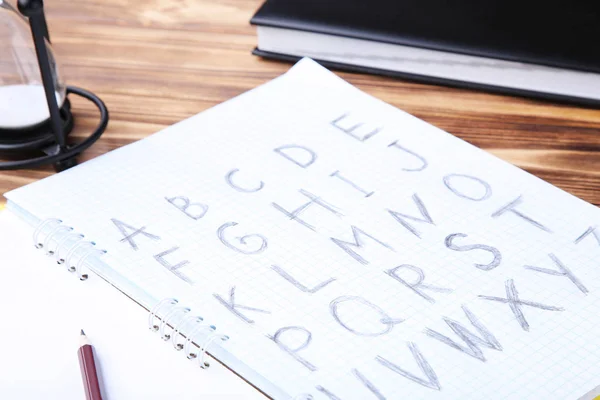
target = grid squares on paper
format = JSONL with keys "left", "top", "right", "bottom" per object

{"left": 6, "top": 59, "right": 600, "bottom": 400}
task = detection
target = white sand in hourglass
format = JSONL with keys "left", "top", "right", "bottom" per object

{"left": 0, "top": 84, "right": 63, "bottom": 129}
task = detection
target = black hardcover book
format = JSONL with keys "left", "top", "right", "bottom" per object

{"left": 250, "top": 0, "right": 600, "bottom": 107}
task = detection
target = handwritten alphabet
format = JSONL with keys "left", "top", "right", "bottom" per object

{"left": 524, "top": 253, "right": 588, "bottom": 295}
{"left": 351, "top": 368, "right": 386, "bottom": 400}
{"left": 375, "top": 342, "right": 441, "bottom": 390}
{"left": 385, "top": 265, "right": 452, "bottom": 304}
{"left": 165, "top": 196, "right": 209, "bottom": 220}
{"left": 213, "top": 286, "right": 271, "bottom": 324}
{"left": 225, "top": 169, "right": 265, "bottom": 193}
{"left": 315, "top": 386, "right": 341, "bottom": 400}
{"left": 267, "top": 326, "right": 318, "bottom": 371}
{"left": 330, "top": 295, "right": 403, "bottom": 337}
{"left": 444, "top": 233, "right": 502, "bottom": 271}
{"left": 217, "top": 222, "right": 268, "bottom": 255}
{"left": 153, "top": 247, "right": 193, "bottom": 284}
{"left": 111, "top": 218, "right": 160, "bottom": 250}
{"left": 491, "top": 196, "right": 552, "bottom": 233}
{"left": 271, "top": 265, "right": 336, "bottom": 294}
{"left": 388, "top": 141, "right": 428, "bottom": 172}
{"left": 110, "top": 107, "right": 599, "bottom": 399}
{"left": 423, "top": 305, "right": 502, "bottom": 361}
{"left": 330, "top": 113, "right": 381, "bottom": 142}
{"left": 574, "top": 226, "right": 600, "bottom": 247}
{"left": 330, "top": 170, "right": 375, "bottom": 198}
{"left": 443, "top": 174, "right": 492, "bottom": 202}
{"left": 387, "top": 194, "right": 435, "bottom": 239}
{"left": 274, "top": 144, "right": 317, "bottom": 168}
{"left": 272, "top": 189, "right": 343, "bottom": 231}
{"left": 330, "top": 225, "right": 394, "bottom": 265}
{"left": 478, "top": 279, "right": 564, "bottom": 331}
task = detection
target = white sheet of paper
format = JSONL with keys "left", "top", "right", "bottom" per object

{"left": 0, "top": 211, "right": 265, "bottom": 399}
{"left": 6, "top": 58, "right": 600, "bottom": 399}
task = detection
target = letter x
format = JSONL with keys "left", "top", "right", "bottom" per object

{"left": 478, "top": 279, "right": 564, "bottom": 332}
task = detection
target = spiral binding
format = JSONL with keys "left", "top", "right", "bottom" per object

{"left": 32, "top": 218, "right": 107, "bottom": 281}
{"left": 33, "top": 219, "right": 229, "bottom": 370}
{"left": 159, "top": 306, "right": 191, "bottom": 341}
{"left": 172, "top": 314, "right": 204, "bottom": 350}
{"left": 149, "top": 299, "right": 229, "bottom": 369}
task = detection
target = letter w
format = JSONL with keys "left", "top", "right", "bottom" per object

{"left": 424, "top": 305, "right": 502, "bottom": 361}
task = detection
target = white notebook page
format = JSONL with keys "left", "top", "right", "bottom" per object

{"left": 6, "top": 58, "right": 600, "bottom": 399}
{"left": 0, "top": 211, "right": 265, "bottom": 399}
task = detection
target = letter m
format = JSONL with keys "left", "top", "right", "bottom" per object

{"left": 330, "top": 225, "right": 393, "bottom": 265}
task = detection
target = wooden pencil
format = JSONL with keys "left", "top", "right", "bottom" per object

{"left": 78, "top": 330, "right": 103, "bottom": 400}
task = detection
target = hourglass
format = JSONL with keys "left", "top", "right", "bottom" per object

{"left": 0, "top": 0, "right": 108, "bottom": 171}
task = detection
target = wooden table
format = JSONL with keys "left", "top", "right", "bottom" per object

{"left": 2, "top": 0, "right": 600, "bottom": 206}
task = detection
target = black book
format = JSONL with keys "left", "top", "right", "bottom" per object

{"left": 250, "top": 0, "right": 600, "bottom": 107}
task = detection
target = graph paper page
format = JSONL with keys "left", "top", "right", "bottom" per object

{"left": 6, "top": 58, "right": 600, "bottom": 399}
{"left": 0, "top": 211, "right": 265, "bottom": 399}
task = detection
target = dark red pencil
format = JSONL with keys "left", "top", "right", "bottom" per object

{"left": 78, "top": 330, "right": 103, "bottom": 400}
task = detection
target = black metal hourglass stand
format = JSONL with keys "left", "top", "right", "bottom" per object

{"left": 0, "top": 0, "right": 108, "bottom": 171}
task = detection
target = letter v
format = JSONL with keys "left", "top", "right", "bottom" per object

{"left": 376, "top": 342, "right": 441, "bottom": 390}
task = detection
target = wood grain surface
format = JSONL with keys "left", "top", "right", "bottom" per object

{"left": 2, "top": 0, "right": 600, "bottom": 205}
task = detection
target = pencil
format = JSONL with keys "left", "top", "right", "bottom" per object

{"left": 78, "top": 330, "right": 103, "bottom": 400}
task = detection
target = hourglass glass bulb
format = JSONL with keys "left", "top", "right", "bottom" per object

{"left": 0, "top": 0, "right": 66, "bottom": 129}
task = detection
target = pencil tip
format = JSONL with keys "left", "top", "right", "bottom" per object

{"left": 80, "top": 329, "right": 85, "bottom": 336}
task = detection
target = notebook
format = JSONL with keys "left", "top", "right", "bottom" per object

{"left": 4, "top": 58, "right": 600, "bottom": 399}
{"left": 251, "top": 0, "right": 600, "bottom": 107}
{"left": 0, "top": 211, "right": 265, "bottom": 399}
